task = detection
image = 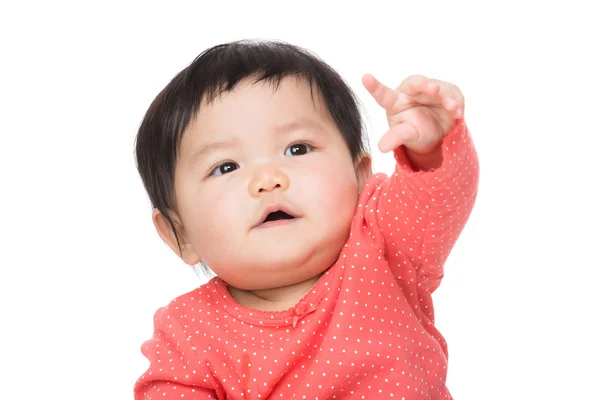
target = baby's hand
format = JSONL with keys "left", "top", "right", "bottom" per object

{"left": 362, "top": 74, "right": 464, "bottom": 156}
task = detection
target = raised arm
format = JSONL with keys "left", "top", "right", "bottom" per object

{"left": 373, "top": 119, "right": 478, "bottom": 283}
{"left": 360, "top": 74, "right": 479, "bottom": 343}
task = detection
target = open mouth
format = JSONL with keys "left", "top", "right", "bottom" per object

{"left": 263, "top": 210, "right": 295, "bottom": 223}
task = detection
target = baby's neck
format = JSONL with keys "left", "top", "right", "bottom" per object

{"left": 228, "top": 274, "right": 323, "bottom": 311}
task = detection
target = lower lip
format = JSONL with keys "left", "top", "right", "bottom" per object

{"left": 256, "top": 218, "right": 297, "bottom": 229}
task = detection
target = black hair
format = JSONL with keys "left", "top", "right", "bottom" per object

{"left": 134, "top": 39, "right": 368, "bottom": 266}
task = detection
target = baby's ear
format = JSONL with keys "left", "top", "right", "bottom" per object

{"left": 354, "top": 152, "right": 373, "bottom": 189}
{"left": 152, "top": 209, "right": 201, "bottom": 266}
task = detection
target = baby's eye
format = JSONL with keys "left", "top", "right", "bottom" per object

{"left": 210, "top": 162, "right": 239, "bottom": 176}
{"left": 285, "top": 143, "right": 313, "bottom": 156}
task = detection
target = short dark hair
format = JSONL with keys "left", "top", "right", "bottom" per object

{"left": 134, "top": 39, "right": 368, "bottom": 261}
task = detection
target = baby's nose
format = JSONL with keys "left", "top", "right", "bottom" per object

{"left": 248, "top": 165, "right": 290, "bottom": 197}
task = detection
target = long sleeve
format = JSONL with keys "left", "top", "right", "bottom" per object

{"left": 360, "top": 119, "right": 479, "bottom": 350}
{"left": 134, "top": 307, "right": 219, "bottom": 400}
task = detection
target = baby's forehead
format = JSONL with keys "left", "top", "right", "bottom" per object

{"left": 181, "top": 82, "right": 337, "bottom": 152}
{"left": 194, "top": 77, "right": 329, "bottom": 124}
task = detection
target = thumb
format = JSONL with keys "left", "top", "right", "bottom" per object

{"left": 378, "top": 122, "right": 419, "bottom": 153}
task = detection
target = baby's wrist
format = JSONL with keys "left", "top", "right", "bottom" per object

{"left": 405, "top": 146, "right": 443, "bottom": 171}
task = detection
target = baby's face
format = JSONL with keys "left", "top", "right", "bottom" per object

{"left": 172, "top": 77, "right": 370, "bottom": 290}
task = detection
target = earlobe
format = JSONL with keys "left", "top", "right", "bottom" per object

{"left": 355, "top": 153, "right": 373, "bottom": 189}
{"left": 152, "top": 209, "right": 202, "bottom": 266}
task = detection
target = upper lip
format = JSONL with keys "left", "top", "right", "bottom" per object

{"left": 253, "top": 203, "right": 298, "bottom": 228}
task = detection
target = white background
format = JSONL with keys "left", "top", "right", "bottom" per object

{"left": 1, "top": 1, "right": 599, "bottom": 399}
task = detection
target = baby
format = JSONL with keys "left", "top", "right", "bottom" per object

{"left": 134, "top": 40, "right": 479, "bottom": 399}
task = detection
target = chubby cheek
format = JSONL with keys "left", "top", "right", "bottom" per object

{"left": 182, "top": 185, "right": 245, "bottom": 259}
{"left": 310, "top": 162, "right": 359, "bottom": 232}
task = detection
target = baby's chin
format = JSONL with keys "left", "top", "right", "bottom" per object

{"left": 214, "top": 243, "right": 341, "bottom": 292}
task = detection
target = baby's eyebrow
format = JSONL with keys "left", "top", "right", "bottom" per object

{"left": 276, "top": 117, "right": 324, "bottom": 134}
{"left": 188, "top": 139, "right": 238, "bottom": 169}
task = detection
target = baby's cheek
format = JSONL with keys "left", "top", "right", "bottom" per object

{"left": 188, "top": 198, "right": 233, "bottom": 252}
{"left": 324, "top": 177, "right": 359, "bottom": 226}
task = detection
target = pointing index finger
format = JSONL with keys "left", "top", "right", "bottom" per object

{"left": 362, "top": 74, "right": 407, "bottom": 115}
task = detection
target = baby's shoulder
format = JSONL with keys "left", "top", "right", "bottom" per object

{"left": 159, "top": 277, "right": 222, "bottom": 321}
{"left": 358, "top": 172, "right": 388, "bottom": 200}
